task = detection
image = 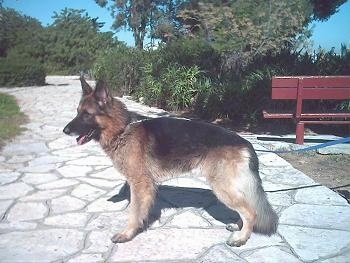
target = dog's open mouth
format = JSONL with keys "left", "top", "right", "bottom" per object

{"left": 76, "top": 129, "right": 96, "bottom": 145}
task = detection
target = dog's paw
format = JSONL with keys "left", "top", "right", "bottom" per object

{"left": 111, "top": 232, "right": 132, "bottom": 243}
{"left": 226, "top": 239, "right": 246, "bottom": 247}
{"left": 226, "top": 232, "right": 248, "bottom": 247}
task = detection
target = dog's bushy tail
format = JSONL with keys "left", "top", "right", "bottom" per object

{"left": 252, "top": 185, "right": 279, "bottom": 235}
{"left": 246, "top": 147, "right": 279, "bottom": 235}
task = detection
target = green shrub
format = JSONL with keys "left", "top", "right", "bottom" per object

{"left": 156, "top": 38, "right": 221, "bottom": 78}
{"left": 94, "top": 38, "right": 350, "bottom": 124}
{"left": 92, "top": 45, "right": 146, "bottom": 96}
{"left": 137, "top": 63, "right": 163, "bottom": 107}
{"left": 0, "top": 58, "right": 46, "bottom": 87}
{"left": 194, "top": 82, "right": 226, "bottom": 119}
{"left": 241, "top": 66, "right": 283, "bottom": 121}
{"left": 162, "top": 65, "right": 205, "bottom": 110}
{"left": 138, "top": 63, "right": 211, "bottom": 111}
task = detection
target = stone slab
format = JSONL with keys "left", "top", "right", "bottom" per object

{"left": 85, "top": 212, "right": 128, "bottom": 232}
{"left": 7, "top": 202, "right": 47, "bottom": 222}
{"left": 0, "top": 221, "right": 38, "bottom": 231}
{"left": 317, "top": 143, "right": 350, "bottom": 155}
{"left": 51, "top": 196, "right": 86, "bottom": 214}
{"left": 51, "top": 147, "right": 89, "bottom": 158}
{"left": 318, "top": 250, "right": 350, "bottom": 263}
{"left": 21, "top": 173, "right": 58, "bottom": 185}
{"left": 67, "top": 253, "right": 104, "bottom": 263}
{"left": 78, "top": 177, "right": 119, "bottom": 189}
{"left": 295, "top": 186, "right": 349, "bottom": 206}
{"left": 67, "top": 156, "right": 112, "bottom": 166}
{"left": 240, "top": 246, "right": 302, "bottom": 263}
{"left": 37, "top": 178, "right": 79, "bottom": 190}
{"left": 278, "top": 225, "right": 350, "bottom": 261}
{"left": 261, "top": 167, "right": 315, "bottom": 186}
{"left": 110, "top": 228, "right": 229, "bottom": 261}
{"left": 89, "top": 167, "right": 124, "bottom": 180}
{"left": 266, "top": 191, "right": 293, "bottom": 206}
{"left": 48, "top": 137, "right": 78, "bottom": 150}
{"left": 84, "top": 230, "right": 112, "bottom": 253}
{"left": 71, "top": 184, "right": 106, "bottom": 201}
{"left": 57, "top": 165, "right": 92, "bottom": 178}
{"left": 0, "top": 182, "right": 33, "bottom": 199}
{"left": 86, "top": 198, "right": 128, "bottom": 213}
{"left": 0, "top": 200, "right": 13, "bottom": 218}
{"left": 167, "top": 210, "right": 211, "bottom": 228}
{"left": 28, "top": 155, "right": 71, "bottom": 166}
{"left": 258, "top": 153, "right": 292, "bottom": 167}
{"left": 0, "top": 229, "right": 84, "bottom": 262}
{"left": 44, "top": 213, "right": 90, "bottom": 228}
{"left": 6, "top": 155, "right": 33, "bottom": 164}
{"left": 19, "top": 163, "right": 60, "bottom": 173}
{"left": 228, "top": 233, "right": 284, "bottom": 252}
{"left": 196, "top": 244, "right": 245, "bottom": 263}
{"left": 279, "top": 204, "right": 350, "bottom": 231}
{"left": 20, "top": 189, "right": 67, "bottom": 201}
{"left": 2, "top": 142, "right": 49, "bottom": 155}
{"left": 0, "top": 172, "right": 21, "bottom": 185}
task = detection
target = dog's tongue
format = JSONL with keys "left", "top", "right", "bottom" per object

{"left": 76, "top": 135, "right": 87, "bottom": 145}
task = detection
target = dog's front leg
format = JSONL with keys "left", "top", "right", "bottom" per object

{"left": 111, "top": 178, "right": 156, "bottom": 243}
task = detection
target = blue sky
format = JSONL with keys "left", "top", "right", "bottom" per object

{"left": 3, "top": 0, "right": 350, "bottom": 51}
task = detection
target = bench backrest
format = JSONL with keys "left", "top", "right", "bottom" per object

{"left": 271, "top": 76, "right": 350, "bottom": 100}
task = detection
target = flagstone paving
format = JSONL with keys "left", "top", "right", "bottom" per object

{"left": 0, "top": 76, "right": 349, "bottom": 262}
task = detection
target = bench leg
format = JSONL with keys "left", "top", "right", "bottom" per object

{"left": 296, "top": 122, "right": 304, "bottom": 144}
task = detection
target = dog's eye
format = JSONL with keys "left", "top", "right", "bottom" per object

{"left": 81, "top": 111, "right": 92, "bottom": 121}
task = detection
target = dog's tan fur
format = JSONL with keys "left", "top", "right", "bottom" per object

{"left": 63, "top": 77, "right": 278, "bottom": 246}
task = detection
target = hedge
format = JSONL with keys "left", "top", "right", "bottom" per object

{"left": 0, "top": 58, "right": 46, "bottom": 87}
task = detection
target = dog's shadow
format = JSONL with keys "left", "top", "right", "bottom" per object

{"left": 108, "top": 182, "right": 240, "bottom": 226}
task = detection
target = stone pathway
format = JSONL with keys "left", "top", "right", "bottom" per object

{"left": 0, "top": 76, "right": 349, "bottom": 262}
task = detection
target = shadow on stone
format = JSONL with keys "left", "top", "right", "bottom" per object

{"left": 46, "top": 83, "right": 70, "bottom": 86}
{"left": 107, "top": 181, "right": 240, "bottom": 226}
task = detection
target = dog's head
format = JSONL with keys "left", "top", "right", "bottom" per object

{"left": 63, "top": 76, "right": 112, "bottom": 145}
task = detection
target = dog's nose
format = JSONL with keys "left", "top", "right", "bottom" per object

{"left": 63, "top": 125, "right": 71, "bottom": 135}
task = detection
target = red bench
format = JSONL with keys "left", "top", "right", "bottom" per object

{"left": 263, "top": 76, "right": 350, "bottom": 144}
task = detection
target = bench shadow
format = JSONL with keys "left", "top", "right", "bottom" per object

{"left": 45, "top": 83, "right": 70, "bottom": 86}
{"left": 107, "top": 182, "right": 240, "bottom": 226}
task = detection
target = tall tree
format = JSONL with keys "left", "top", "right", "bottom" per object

{"left": 177, "top": 0, "right": 347, "bottom": 57}
{"left": 310, "top": 0, "right": 347, "bottom": 21}
{"left": 0, "top": 7, "right": 43, "bottom": 58}
{"left": 95, "top": 0, "right": 153, "bottom": 49}
{"left": 94, "top": 0, "right": 186, "bottom": 48}
{"left": 95, "top": 0, "right": 346, "bottom": 50}
{"left": 150, "top": 0, "right": 185, "bottom": 43}
{"left": 44, "top": 8, "right": 118, "bottom": 73}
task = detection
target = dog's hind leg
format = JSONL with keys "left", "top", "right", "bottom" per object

{"left": 210, "top": 179, "right": 257, "bottom": 247}
{"left": 111, "top": 177, "right": 156, "bottom": 243}
{"left": 204, "top": 149, "right": 258, "bottom": 247}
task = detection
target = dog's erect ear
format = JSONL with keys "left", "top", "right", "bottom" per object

{"left": 94, "top": 80, "right": 111, "bottom": 107}
{"left": 80, "top": 76, "right": 93, "bottom": 96}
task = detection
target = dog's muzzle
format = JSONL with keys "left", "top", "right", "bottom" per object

{"left": 63, "top": 124, "right": 97, "bottom": 145}
{"left": 63, "top": 125, "right": 71, "bottom": 135}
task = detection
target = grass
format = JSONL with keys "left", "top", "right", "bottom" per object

{"left": 0, "top": 92, "right": 27, "bottom": 149}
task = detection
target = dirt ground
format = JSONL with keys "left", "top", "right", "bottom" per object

{"left": 278, "top": 152, "right": 350, "bottom": 200}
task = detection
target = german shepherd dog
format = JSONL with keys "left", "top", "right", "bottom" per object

{"left": 63, "top": 77, "right": 278, "bottom": 246}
